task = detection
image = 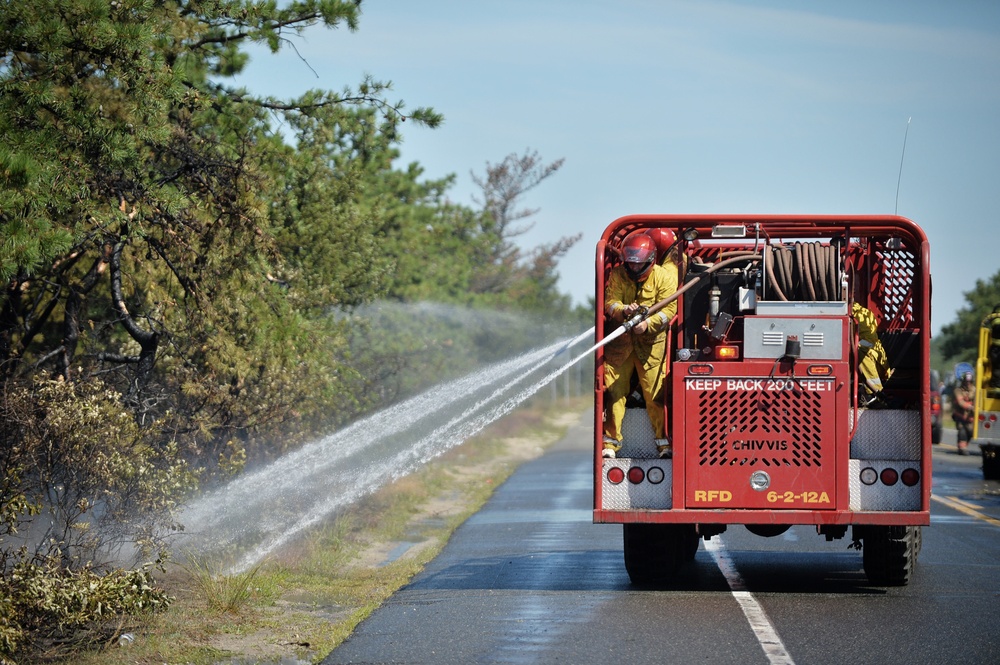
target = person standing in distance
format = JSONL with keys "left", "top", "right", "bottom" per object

{"left": 602, "top": 230, "right": 678, "bottom": 459}
{"left": 952, "top": 371, "right": 976, "bottom": 456}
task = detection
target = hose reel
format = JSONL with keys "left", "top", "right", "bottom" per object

{"left": 763, "top": 242, "right": 843, "bottom": 302}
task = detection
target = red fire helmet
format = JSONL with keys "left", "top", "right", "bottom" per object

{"left": 645, "top": 227, "right": 677, "bottom": 262}
{"left": 622, "top": 232, "right": 657, "bottom": 281}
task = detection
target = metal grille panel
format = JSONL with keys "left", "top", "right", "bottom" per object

{"left": 875, "top": 248, "right": 916, "bottom": 326}
{"left": 692, "top": 382, "right": 829, "bottom": 468}
{"left": 681, "top": 374, "right": 838, "bottom": 509}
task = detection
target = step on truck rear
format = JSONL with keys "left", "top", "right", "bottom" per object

{"left": 593, "top": 215, "right": 931, "bottom": 586}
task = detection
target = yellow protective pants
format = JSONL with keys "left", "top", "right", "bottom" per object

{"left": 603, "top": 332, "right": 667, "bottom": 447}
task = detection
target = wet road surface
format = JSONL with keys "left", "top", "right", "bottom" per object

{"left": 323, "top": 413, "right": 1000, "bottom": 665}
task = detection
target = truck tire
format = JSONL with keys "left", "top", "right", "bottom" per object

{"left": 681, "top": 526, "right": 700, "bottom": 562}
{"left": 861, "top": 525, "right": 919, "bottom": 586}
{"left": 983, "top": 443, "right": 1000, "bottom": 480}
{"left": 623, "top": 524, "right": 698, "bottom": 585}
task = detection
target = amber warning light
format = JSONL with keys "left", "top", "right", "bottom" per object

{"left": 715, "top": 345, "right": 739, "bottom": 360}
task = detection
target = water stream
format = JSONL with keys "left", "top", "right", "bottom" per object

{"left": 176, "top": 327, "right": 601, "bottom": 574}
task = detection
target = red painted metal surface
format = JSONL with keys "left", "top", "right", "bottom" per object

{"left": 677, "top": 361, "right": 846, "bottom": 512}
{"left": 593, "top": 214, "right": 932, "bottom": 528}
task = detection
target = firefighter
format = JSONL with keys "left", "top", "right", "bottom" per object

{"left": 852, "top": 302, "right": 891, "bottom": 403}
{"left": 603, "top": 231, "right": 678, "bottom": 459}
{"left": 952, "top": 371, "right": 976, "bottom": 456}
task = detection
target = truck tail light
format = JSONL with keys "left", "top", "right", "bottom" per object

{"left": 607, "top": 467, "right": 625, "bottom": 484}
{"left": 861, "top": 466, "right": 918, "bottom": 487}
{"left": 860, "top": 467, "right": 878, "bottom": 485}
{"left": 880, "top": 468, "right": 899, "bottom": 486}
{"left": 627, "top": 467, "right": 645, "bottom": 484}
{"left": 807, "top": 364, "right": 833, "bottom": 376}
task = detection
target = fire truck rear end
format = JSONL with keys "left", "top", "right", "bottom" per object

{"left": 594, "top": 215, "right": 931, "bottom": 586}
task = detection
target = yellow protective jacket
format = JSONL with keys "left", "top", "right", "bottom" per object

{"left": 851, "top": 302, "right": 891, "bottom": 393}
{"left": 604, "top": 262, "right": 678, "bottom": 337}
{"left": 602, "top": 261, "right": 678, "bottom": 444}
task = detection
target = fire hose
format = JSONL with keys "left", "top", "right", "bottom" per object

{"left": 620, "top": 253, "right": 763, "bottom": 332}
{"left": 763, "top": 242, "right": 842, "bottom": 302}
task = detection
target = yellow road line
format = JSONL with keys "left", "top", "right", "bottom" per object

{"left": 948, "top": 495, "right": 985, "bottom": 511}
{"left": 931, "top": 494, "right": 1000, "bottom": 528}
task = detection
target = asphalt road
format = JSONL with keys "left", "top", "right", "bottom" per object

{"left": 323, "top": 412, "right": 1000, "bottom": 665}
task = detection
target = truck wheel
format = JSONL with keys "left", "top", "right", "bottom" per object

{"left": 983, "top": 444, "right": 1000, "bottom": 480}
{"left": 680, "top": 526, "right": 700, "bottom": 562}
{"left": 861, "top": 525, "right": 919, "bottom": 586}
{"left": 622, "top": 524, "right": 698, "bottom": 585}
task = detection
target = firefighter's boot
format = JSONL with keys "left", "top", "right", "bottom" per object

{"left": 603, "top": 436, "right": 620, "bottom": 459}
{"left": 656, "top": 438, "right": 672, "bottom": 459}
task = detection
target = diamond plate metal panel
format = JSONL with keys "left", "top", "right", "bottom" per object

{"left": 618, "top": 407, "right": 659, "bottom": 458}
{"left": 849, "top": 409, "right": 920, "bottom": 460}
{"left": 848, "top": 459, "right": 921, "bottom": 511}
{"left": 601, "top": 459, "right": 672, "bottom": 510}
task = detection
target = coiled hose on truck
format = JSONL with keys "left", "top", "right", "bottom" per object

{"left": 640, "top": 241, "right": 842, "bottom": 320}
{"left": 763, "top": 242, "right": 842, "bottom": 302}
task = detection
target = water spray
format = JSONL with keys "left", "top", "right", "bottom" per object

{"left": 550, "top": 325, "right": 596, "bottom": 358}
{"left": 175, "top": 332, "right": 595, "bottom": 574}
{"left": 177, "top": 255, "right": 762, "bottom": 573}
{"left": 225, "top": 335, "right": 599, "bottom": 574}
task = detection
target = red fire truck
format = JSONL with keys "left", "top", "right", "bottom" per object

{"left": 594, "top": 215, "right": 931, "bottom": 586}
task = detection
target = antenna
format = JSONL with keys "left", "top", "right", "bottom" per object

{"left": 895, "top": 117, "right": 911, "bottom": 215}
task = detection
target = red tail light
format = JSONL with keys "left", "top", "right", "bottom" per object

{"left": 880, "top": 468, "right": 899, "bottom": 486}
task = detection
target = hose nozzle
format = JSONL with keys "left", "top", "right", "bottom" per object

{"left": 622, "top": 306, "right": 649, "bottom": 332}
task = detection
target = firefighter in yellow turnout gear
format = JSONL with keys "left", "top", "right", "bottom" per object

{"left": 852, "top": 302, "right": 892, "bottom": 402}
{"left": 603, "top": 231, "right": 678, "bottom": 459}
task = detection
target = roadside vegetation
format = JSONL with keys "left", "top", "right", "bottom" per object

{"left": 1, "top": 2, "right": 588, "bottom": 663}
{"left": 1, "top": 1, "right": 996, "bottom": 663}
{"left": 71, "top": 398, "right": 588, "bottom": 665}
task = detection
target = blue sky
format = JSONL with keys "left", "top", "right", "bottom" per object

{"left": 234, "top": 0, "right": 1000, "bottom": 336}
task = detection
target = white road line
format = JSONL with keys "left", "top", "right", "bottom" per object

{"left": 705, "top": 537, "right": 795, "bottom": 665}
